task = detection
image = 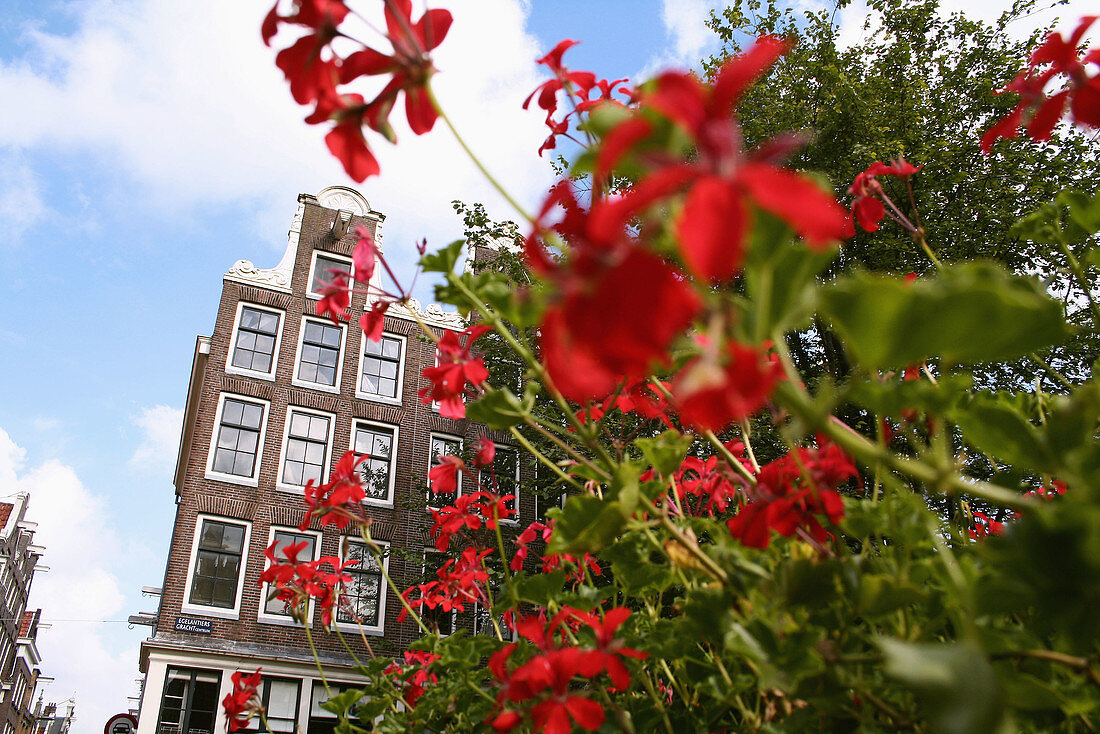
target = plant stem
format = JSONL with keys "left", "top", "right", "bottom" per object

{"left": 359, "top": 526, "right": 433, "bottom": 636}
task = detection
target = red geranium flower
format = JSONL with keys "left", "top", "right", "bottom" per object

{"left": 315, "top": 272, "right": 351, "bottom": 324}
{"left": 428, "top": 454, "right": 463, "bottom": 496}
{"left": 339, "top": 0, "right": 453, "bottom": 136}
{"left": 847, "top": 158, "right": 923, "bottom": 233}
{"left": 674, "top": 340, "right": 783, "bottom": 433}
{"left": 727, "top": 438, "right": 856, "bottom": 548}
{"left": 419, "top": 325, "right": 492, "bottom": 419}
{"left": 300, "top": 450, "right": 368, "bottom": 530}
{"left": 982, "top": 16, "right": 1100, "bottom": 153}
{"left": 222, "top": 669, "right": 262, "bottom": 731}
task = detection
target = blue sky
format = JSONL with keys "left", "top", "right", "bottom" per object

{"left": 0, "top": 0, "right": 731, "bottom": 724}
{"left": 0, "top": 0, "right": 1091, "bottom": 727}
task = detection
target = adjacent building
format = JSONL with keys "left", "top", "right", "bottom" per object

{"left": 0, "top": 495, "right": 45, "bottom": 734}
{"left": 136, "top": 187, "right": 550, "bottom": 733}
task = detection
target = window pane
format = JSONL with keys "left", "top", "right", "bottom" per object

{"left": 382, "top": 338, "right": 399, "bottom": 358}
{"left": 221, "top": 525, "right": 244, "bottom": 552}
{"left": 237, "top": 331, "right": 257, "bottom": 350}
{"left": 290, "top": 413, "right": 309, "bottom": 437}
{"left": 223, "top": 400, "right": 244, "bottom": 426}
{"left": 259, "top": 313, "right": 279, "bottom": 333}
{"left": 242, "top": 404, "right": 264, "bottom": 429}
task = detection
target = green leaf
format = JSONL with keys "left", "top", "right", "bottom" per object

{"left": 858, "top": 574, "right": 924, "bottom": 618}
{"left": 465, "top": 388, "right": 526, "bottom": 429}
{"left": 514, "top": 570, "right": 566, "bottom": 606}
{"left": 878, "top": 638, "right": 1005, "bottom": 734}
{"left": 744, "top": 214, "right": 837, "bottom": 341}
{"left": 1057, "top": 188, "right": 1100, "bottom": 237}
{"left": 822, "top": 263, "right": 1071, "bottom": 369}
{"left": 636, "top": 430, "right": 693, "bottom": 477}
{"left": 321, "top": 688, "right": 366, "bottom": 716}
{"left": 548, "top": 495, "right": 626, "bottom": 555}
{"left": 420, "top": 239, "right": 466, "bottom": 274}
{"left": 950, "top": 392, "right": 1052, "bottom": 471}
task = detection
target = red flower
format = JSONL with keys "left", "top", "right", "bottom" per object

{"left": 529, "top": 182, "right": 702, "bottom": 402}
{"left": 594, "top": 36, "right": 848, "bottom": 284}
{"left": 339, "top": 0, "right": 453, "bottom": 136}
{"left": 360, "top": 300, "right": 391, "bottom": 342}
{"left": 315, "top": 271, "right": 351, "bottom": 324}
{"left": 266, "top": 0, "right": 348, "bottom": 105}
{"left": 428, "top": 454, "right": 463, "bottom": 497}
{"left": 401, "top": 547, "right": 492, "bottom": 619}
{"left": 970, "top": 511, "right": 1006, "bottom": 540}
{"left": 674, "top": 340, "right": 783, "bottom": 433}
{"left": 384, "top": 650, "right": 440, "bottom": 707}
{"left": 352, "top": 224, "right": 377, "bottom": 283}
{"left": 727, "top": 438, "right": 856, "bottom": 548}
{"left": 474, "top": 436, "right": 496, "bottom": 467}
{"left": 300, "top": 450, "right": 368, "bottom": 531}
{"left": 419, "top": 325, "right": 492, "bottom": 419}
{"left": 847, "top": 159, "right": 923, "bottom": 233}
{"left": 982, "top": 16, "right": 1100, "bottom": 153}
{"left": 567, "top": 607, "right": 648, "bottom": 691}
{"left": 222, "top": 669, "right": 262, "bottom": 731}
{"left": 429, "top": 492, "right": 483, "bottom": 551}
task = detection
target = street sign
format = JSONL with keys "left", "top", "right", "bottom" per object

{"left": 104, "top": 713, "right": 137, "bottom": 734}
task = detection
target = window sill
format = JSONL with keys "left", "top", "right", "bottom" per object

{"left": 180, "top": 604, "right": 240, "bottom": 621}
{"left": 333, "top": 622, "right": 385, "bottom": 636}
{"left": 291, "top": 378, "right": 341, "bottom": 394}
{"left": 224, "top": 365, "right": 277, "bottom": 382}
{"left": 354, "top": 393, "right": 403, "bottom": 406}
{"left": 257, "top": 613, "right": 311, "bottom": 629}
{"left": 203, "top": 471, "right": 259, "bottom": 488}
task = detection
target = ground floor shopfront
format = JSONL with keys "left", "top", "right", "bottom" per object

{"left": 137, "top": 645, "right": 367, "bottom": 734}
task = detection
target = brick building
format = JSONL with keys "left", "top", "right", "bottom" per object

{"left": 135, "top": 187, "right": 547, "bottom": 733}
{"left": 0, "top": 495, "right": 45, "bottom": 734}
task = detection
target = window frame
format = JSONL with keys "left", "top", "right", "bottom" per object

{"left": 291, "top": 317, "right": 347, "bottom": 394}
{"left": 257, "top": 526, "right": 323, "bottom": 627}
{"left": 333, "top": 538, "right": 389, "bottom": 636}
{"left": 276, "top": 406, "right": 337, "bottom": 494}
{"left": 307, "top": 251, "right": 354, "bottom": 300}
{"left": 254, "top": 676, "right": 302, "bottom": 733}
{"left": 225, "top": 301, "right": 284, "bottom": 381}
{"left": 354, "top": 331, "right": 406, "bottom": 405}
{"left": 204, "top": 394, "right": 270, "bottom": 487}
{"left": 156, "top": 666, "right": 222, "bottom": 734}
{"left": 427, "top": 433, "right": 463, "bottom": 511}
{"left": 420, "top": 550, "right": 456, "bottom": 637}
{"left": 349, "top": 419, "right": 399, "bottom": 508}
{"left": 476, "top": 443, "right": 520, "bottom": 525}
{"left": 180, "top": 515, "right": 251, "bottom": 619}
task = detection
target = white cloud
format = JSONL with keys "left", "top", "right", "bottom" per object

{"left": 0, "top": 0, "right": 555, "bottom": 269}
{"left": 639, "top": 0, "right": 724, "bottom": 78}
{"left": 127, "top": 404, "right": 183, "bottom": 478}
{"left": 0, "top": 427, "right": 135, "bottom": 732}
{"left": 0, "top": 148, "right": 46, "bottom": 245}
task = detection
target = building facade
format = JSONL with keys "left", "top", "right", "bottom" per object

{"left": 136, "top": 187, "right": 549, "bottom": 733}
{"left": 0, "top": 496, "right": 45, "bottom": 734}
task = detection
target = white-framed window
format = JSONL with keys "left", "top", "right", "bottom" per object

{"left": 255, "top": 677, "right": 301, "bottom": 733}
{"left": 473, "top": 580, "right": 515, "bottom": 641}
{"left": 277, "top": 407, "right": 336, "bottom": 492}
{"left": 307, "top": 251, "right": 353, "bottom": 298}
{"left": 421, "top": 550, "right": 456, "bottom": 637}
{"left": 258, "top": 527, "right": 322, "bottom": 625}
{"left": 428, "top": 434, "right": 463, "bottom": 509}
{"left": 335, "top": 539, "right": 388, "bottom": 635}
{"left": 476, "top": 444, "right": 520, "bottom": 522}
{"left": 181, "top": 515, "right": 251, "bottom": 619}
{"left": 292, "top": 317, "right": 347, "bottom": 392}
{"left": 157, "top": 667, "right": 221, "bottom": 734}
{"left": 205, "top": 394, "right": 269, "bottom": 487}
{"left": 226, "top": 302, "right": 283, "bottom": 380}
{"left": 351, "top": 420, "right": 398, "bottom": 507}
{"left": 356, "top": 332, "right": 405, "bottom": 403}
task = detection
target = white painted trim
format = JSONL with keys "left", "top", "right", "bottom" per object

{"left": 275, "top": 405, "right": 337, "bottom": 493}
{"left": 427, "top": 433, "right": 463, "bottom": 511}
{"left": 204, "top": 393, "right": 270, "bottom": 487}
{"left": 257, "top": 526, "right": 323, "bottom": 627}
{"left": 291, "top": 316, "right": 348, "bottom": 394}
{"left": 180, "top": 514, "right": 252, "bottom": 620}
{"left": 479, "top": 443, "right": 520, "bottom": 525}
{"left": 306, "top": 251, "right": 353, "bottom": 300}
{"left": 354, "top": 331, "right": 406, "bottom": 405}
{"left": 349, "top": 419, "right": 399, "bottom": 508}
{"left": 225, "top": 301, "right": 284, "bottom": 381}
{"left": 333, "top": 539, "right": 389, "bottom": 636}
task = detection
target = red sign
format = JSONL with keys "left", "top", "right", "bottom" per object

{"left": 104, "top": 714, "right": 137, "bottom": 734}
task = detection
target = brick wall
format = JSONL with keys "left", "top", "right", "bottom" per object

{"left": 152, "top": 195, "right": 537, "bottom": 666}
